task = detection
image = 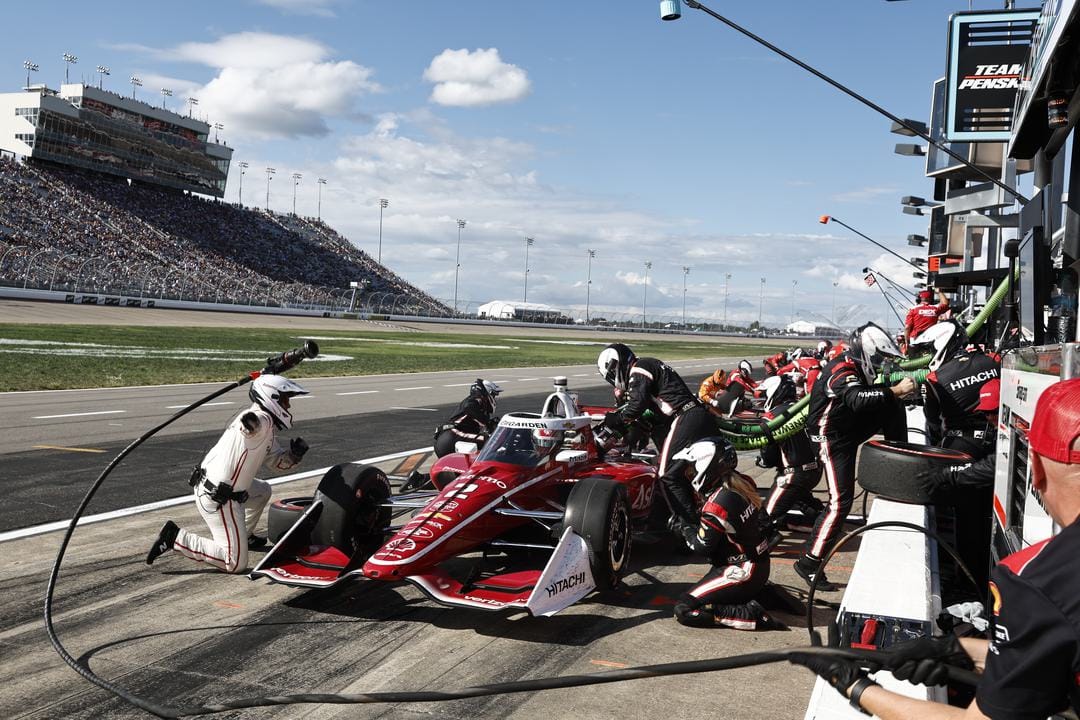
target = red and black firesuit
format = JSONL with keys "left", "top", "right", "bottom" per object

{"left": 674, "top": 475, "right": 775, "bottom": 629}
{"left": 923, "top": 349, "right": 1000, "bottom": 457}
{"left": 776, "top": 356, "right": 823, "bottom": 397}
{"left": 762, "top": 400, "right": 824, "bottom": 529}
{"left": 763, "top": 351, "right": 788, "bottom": 377}
{"left": 618, "top": 357, "right": 715, "bottom": 529}
{"left": 447, "top": 393, "right": 496, "bottom": 444}
{"left": 798, "top": 353, "right": 907, "bottom": 582}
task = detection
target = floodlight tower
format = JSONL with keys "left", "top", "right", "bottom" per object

{"left": 237, "top": 161, "right": 249, "bottom": 206}
{"left": 62, "top": 53, "right": 77, "bottom": 83}
{"left": 159, "top": 87, "right": 172, "bottom": 109}
{"left": 23, "top": 60, "right": 39, "bottom": 88}
{"left": 586, "top": 249, "right": 596, "bottom": 324}
{"left": 377, "top": 198, "right": 388, "bottom": 261}
{"left": 265, "top": 167, "right": 276, "bottom": 211}
{"left": 642, "top": 261, "right": 652, "bottom": 329}
{"left": 454, "top": 219, "right": 466, "bottom": 313}
{"left": 129, "top": 76, "right": 142, "bottom": 99}
{"left": 523, "top": 237, "right": 534, "bottom": 302}
{"left": 291, "top": 173, "right": 302, "bottom": 215}
{"left": 95, "top": 65, "right": 110, "bottom": 89}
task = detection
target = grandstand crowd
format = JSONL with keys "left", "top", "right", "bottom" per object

{"left": 0, "top": 156, "right": 448, "bottom": 315}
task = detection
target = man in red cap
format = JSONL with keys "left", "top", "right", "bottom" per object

{"left": 786, "top": 378, "right": 1080, "bottom": 719}
{"left": 904, "top": 288, "right": 950, "bottom": 349}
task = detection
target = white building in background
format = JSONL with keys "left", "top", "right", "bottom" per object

{"left": 477, "top": 300, "right": 566, "bottom": 322}
{"left": 784, "top": 320, "right": 818, "bottom": 335}
{"left": 0, "top": 83, "right": 232, "bottom": 197}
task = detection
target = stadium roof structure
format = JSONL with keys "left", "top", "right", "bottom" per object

{"left": 0, "top": 83, "right": 232, "bottom": 197}
{"left": 477, "top": 300, "right": 562, "bottom": 319}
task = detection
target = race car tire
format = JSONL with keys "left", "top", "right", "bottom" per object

{"left": 564, "top": 477, "right": 632, "bottom": 591}
{"left": 857, "top": 440, "right": 972, "bottom": 504}
{"left": 312, "top": 464, "right": 392, "bottom": 554}
{"left": 433, "top": 428, "right": 458, "bottom": 458}
{"left": 267, "top": 496, "right": 314, "bottom": 544}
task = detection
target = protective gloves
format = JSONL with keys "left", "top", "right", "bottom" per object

{"left": 884, "top": 635, "right": 973, "bottom": 687}
{"left": 916, "top": 465, "right": 965, "bottom": 503}
{"left": 290, "top": 437, "right": 309, "bottom": 460}
{"left": 787, "top": 651, "right": 879, "bottom": 714}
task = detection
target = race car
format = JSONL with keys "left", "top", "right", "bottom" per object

{"left": 251, "top": 378, "right": 661, "bottom": 616}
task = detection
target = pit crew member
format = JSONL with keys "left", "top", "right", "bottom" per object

{"left": 787, "top": 378, "right": 1080, "bottom": 719}
{"left": 598, "top": 343, "right": 714, "bottom": 534}
{"left": 146, "top": 374, "right": 310, "bottom": 573}
{"left": 795, "top": 323, "right": 915, "bottom": 590}
{"left": 775, "top": 351, "right": 823, "bottom": 398}
{"left": 445, "top": 379, "right": 503, "bottom": 446}
{"left": 903, "top": 287, "right": 950, "bottom": 349}
{"left": 763, "top": 351, "right": 788, "bottom": 377}
{"left": 699, "top": 368, "right": 745, "bottom": 417}
{"left": 759, "top": 376, "right": 824, "bottom": 533}
{"left": 670, "top": 438, "right": 783, "bottom": 631}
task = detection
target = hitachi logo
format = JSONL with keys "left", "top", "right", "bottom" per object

{"left": 545, "top": 571, "right": 586, "bottom": 597}
{"left": 958, "top": 64, "right": 1023, "bottom": 90}
{"left": 948, "top": 369, "right": 999, "bottom": 392}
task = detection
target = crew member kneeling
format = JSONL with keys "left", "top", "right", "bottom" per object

{"left": 670, "top": 438, "right": 783, "bottom": 631}
{"left": 145, "top": 374, "right": 310, "bottom": 573}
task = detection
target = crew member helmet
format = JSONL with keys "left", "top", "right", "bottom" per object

{"left": 848, "top": 322, "right": 903, "bottom": 384}
{"left": 738, "top": 359, "right": 753, "bottom": 378}
{"left": 470, "top": 378, "right": 502, "bottom": 413}
{"left": 672, "top": 437, "right": 738, "bottom": 495}
{"left": 763, "top": 375, "right": 798, "bottom": 412}
{"left": 815, "top": 340, "right": 833, "bottom": 359}
{"left": 249, "top": 374, "right": 309, "bottom": 430}
{"left": 711, "top": 368, "right": 728, "bottom": 386}
{"left": 790, "top": 348, "right": 804, "bottom": 361}
{"left": 826, "top": 341, "right": 848, "bottom": 361}
{"left": 597, "top": 343, "right": 636, "bottom": 391}
{"left": 910, "top": 319, "right": 967, "bottom": 372}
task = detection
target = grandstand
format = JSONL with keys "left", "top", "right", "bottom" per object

{"left": 0, "top": 84, "right": 450, "bottom": 317}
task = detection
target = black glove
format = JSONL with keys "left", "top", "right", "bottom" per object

{"left": 290, "top": 437, "right": 309, "bottom": 460}
{"left": 884, "top": 635, "right": 973, "bottom": 687}
{"left": 602, "top": 410, "right": 627, "bottom": 435}
{"left": 240, "top": 411, "right": 260, "bottom": 433}
{"left": 916, "top": 466, "right": 960, "bottom": 503}
{"left": 788, "top": 651, "right": 877, "bottom": 698}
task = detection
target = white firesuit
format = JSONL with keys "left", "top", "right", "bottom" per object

{"left": 173, "top": 404, "right": 301, "bottom": 573}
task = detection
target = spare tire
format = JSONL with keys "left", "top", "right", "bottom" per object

{"left": 312, "top": 464, "right": 392, "bottom": 554}
{"left": 857, "top": 440, "right": 971, "bottom": 504}
{"left": 267, "top": 496, "right": 314, "bottom": 543}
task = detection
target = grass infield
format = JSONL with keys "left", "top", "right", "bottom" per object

{"left": 0, "top": 323, "right": 789, "bottom": 392}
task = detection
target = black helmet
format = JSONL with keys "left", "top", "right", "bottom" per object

{"left": 469, "top": 379, "right": 502, "bottom": 414}
{"left": 597, "top": 343, "right": 636, "bottom": 390}
{"left": 671, "top": 437, "right": 738, "bottom": 495}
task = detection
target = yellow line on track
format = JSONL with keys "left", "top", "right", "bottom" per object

{"left": 33, "top": 444, "right": 107, "bottom": 454}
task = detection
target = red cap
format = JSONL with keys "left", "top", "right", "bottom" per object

{"left": 918, "top": 289, "right": 933, "bottom": 301}
{"left": 1028, "top": 379, "right": 1080, "bottom": 464}
{"left": 976, "top": 378, "right": 1000, "bottom": 412}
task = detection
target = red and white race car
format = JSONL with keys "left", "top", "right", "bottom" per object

{"left": 251, "top": 379, "right": 662, "bottom": 615}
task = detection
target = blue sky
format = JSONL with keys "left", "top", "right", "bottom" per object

{"left": 3, "top": 0, "right": 1005, "bottom": 329}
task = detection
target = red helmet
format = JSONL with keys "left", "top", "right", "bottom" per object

{"left": 825, "top": 341, "right": 848, "bottom": 361}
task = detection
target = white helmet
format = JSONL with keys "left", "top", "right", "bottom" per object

{"left": 671, "top": 438, "right": 738, "bottom": 494}
{"left": 597, "top": 343, "right": 636, "bottom": 391}
{"left": 910, "top": 320, "right": 966, "bottom": 372}
{"left": 848, "top": 322, "right": 903, "bottom": 384}
{"left": 790, "top": 348, "right": 804, "bottom": 361}
{"left": 470, "top": 379, "right": 502, "bottom": 413}
{"left": 738, "top": 359, "right": 753, "bottom": 377}
{"left": 532, "top": 427, "right": 563, "bottom": 456}
{"left": 249, "top": 374, "right": 309, "bottom": 429}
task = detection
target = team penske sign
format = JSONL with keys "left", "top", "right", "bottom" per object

{"left": 945, "top": 10, "right": 1039, "bottom": 142}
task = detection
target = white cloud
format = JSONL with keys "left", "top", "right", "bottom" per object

{"left": 127, "top": 32, "right": 380, "bottom": 139}
{"left": 831, "top": 185, "right": 898, "bottom": 203}
{"left": 424, "top": 48, "right": 531, "bottom": 107}
{"left": 254, "top": 0, "right": 341, "bottom": 16}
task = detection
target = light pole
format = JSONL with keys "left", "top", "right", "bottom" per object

{"left": 265, "top": 167, "right": 275, "bottom": 211}
{"left": 723, "top": 272, "right": 732, "bottom": 329}
{"left": 586, "top": 249, "right": 595, "bottom": 324}
{"left": 523, "top": 237, "right": 534, "bottom": 302}
{"left": 377, "top": 198, "right": 388, "bottom": 261}
{"left": 682, "top": 266, "right": 690, "bottom": 328}
{"left": 758, "top": 277, "right": 766, "bottom": 329}
{"left": 130, "top": 75, "right": 142, "bottom": 99}
{"left": 291, "top": 173, "right": 302, "bottom": 215}
{"left": 23, "top": 60, "right": 38, "bottom": 88}
{"left": 642, "top": 261, "right": 652, "bottom": 329}
{"left": 160, "top": 87, "right": 172, "bottom": 109}
{"left": 213, "top": 122, "right": 223, "bottom": 143}
{"left": 832, "top": 281, "right": 839, "bottom": 325}
{"left": 187, "top": 96, "right": 198, "bottom": 117}
{"left": 317, "top": 179, "right": 327, "bottom": 222}
{"left": 454, "top": 219, "right": 466, "bottom": 313}
{"left": 790, "top": 279, "right": 798, "bottom": 325}
{"left": 62, "top": 53, "right": 77, "bottom": 84}
{"left": 94, "top": 65, "right": 109, "bottom": 90}
{"left": 237, "top": 161, "right": 248, "bottom": 206}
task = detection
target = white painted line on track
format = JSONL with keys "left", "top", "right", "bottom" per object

{"left": 165, "top": 401, "right": 234, "bottom": 409}
{"left": 517, "top": 378, "right": 539, "bottom": 382}
{"left": 572, "top": 373, "right": 590, "bottom": 377}
{"left": 0, "top": 447, "right": 433, "bottom": 543}
{"left": 443, "top": 382, "right": 474, "bottom": 387}
{"left": 395, "top": 386, "right": 432, "bottom": 391}
{"left": 336, "top": 390, "right": 379, "bottom": 396}
{"left": 33, "top": 410, "right": 127, "bottom": 420}
{"left": 390, "top": 406, "right": 438, "bottom": 412}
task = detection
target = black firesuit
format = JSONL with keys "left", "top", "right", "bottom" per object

{"left": 447, "top": 395, "right": 495, "bottom": 443}
{"left": 674, "top": 477, "right": 773, "bottom": 629}
{"left": 803, "top": 354, "right": 906, "bottom": 562}
{"left": 619, "top": 357, "right": 715, "bottom": 527}
{"left": 923, "top": 350, "right": 1000, "bottom": 456}
{"left": 761, "top": 402, "right": 824, "bottom": 524}
{"left": 918, "top": 452, "right": 995, "bottom": 588}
